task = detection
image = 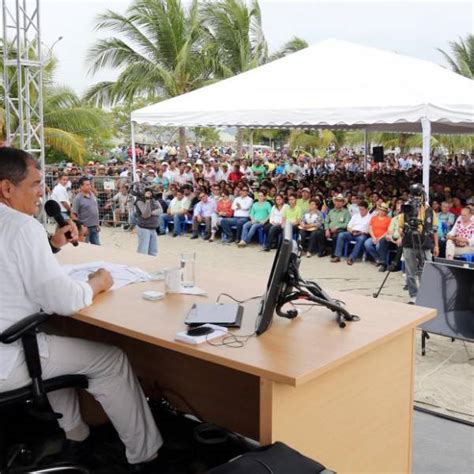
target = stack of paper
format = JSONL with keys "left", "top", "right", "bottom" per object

{"left": 62, "top": 261, "right": 151, "bottom": 290}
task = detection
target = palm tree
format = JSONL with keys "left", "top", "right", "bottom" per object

{"left": 0, "top": 41, "right": 109, "bottom": 164}
{"left": 85, "top": 0, "right": 210, "bottom": 159}
{"left": 438, "top": 34, "right": 474, "bottom": 79}
{"left": 201, "top": 0, "right": 268, "bottom": 156}
{"left": 269, "top": 36, "right": 308, "bottom": 62}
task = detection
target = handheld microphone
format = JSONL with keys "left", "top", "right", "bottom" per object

{"left": 44, "top": 200, "right": 79, "bottom": 247}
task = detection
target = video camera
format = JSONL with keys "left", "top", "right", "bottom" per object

{"left": 401, "top": 183, "right": 425, "bottom": 230}
{"left": 130, "top": 181, "right": 162, "bottom": 201}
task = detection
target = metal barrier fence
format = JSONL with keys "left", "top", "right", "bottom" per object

{"left": 45, "top": 174, "right": 133, "bottom": 226}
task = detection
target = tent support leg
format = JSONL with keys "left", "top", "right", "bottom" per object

{"left": 363, "top": 128, "right": 368, "bottom": 171}
{"left": 131, "top": 121, "right": 137, "bottom": 181}
{"left": 421, "top": 117, "right": 431, "bottom": 199}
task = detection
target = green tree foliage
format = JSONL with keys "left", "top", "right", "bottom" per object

{"left": 438, "top": 34, "right": 474, "bottom": 79}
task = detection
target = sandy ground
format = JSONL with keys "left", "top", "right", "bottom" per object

{"left": 98, "top": 226, "right": 473, "bottom": 423}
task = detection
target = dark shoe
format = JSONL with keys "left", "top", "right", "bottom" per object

{"left": 128, "top": 455, "right": 164, "bottom": 473}
{"left": 263, "top": 247, "right": 270, "bottom": 252}
{"left": 190, "top": 234, "right": 198, "bottom": 240}
{"left": 172, "top": 233, "right": 178, "bottom": 238}
{"left": 375, "top": 262, "right": 383, "bottom": 267}
{"left": 378, "top": 265, "right": 387, "bottom": 272}
{"left": 227, "top": 238, "right": 235, "bottom": 244}
{"left": 157, "top": 231, "right": 166, "bottom": 236}
{"left": 203, "top": 234, "right": 210, "bottom": 240}
{"left": 330, "top": 257, "right": 341, "bottom": 263}
{"left": 347, "top": 258, "right": 353, "bottom": 265}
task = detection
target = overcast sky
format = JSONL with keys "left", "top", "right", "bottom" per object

{"left": 19, "top": 0, "right": 474, "bottom": 95}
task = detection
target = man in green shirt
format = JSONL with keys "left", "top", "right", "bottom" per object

{"left": 296, "top": 188, "right": 311, "bottom": 215}
{"left": 251, "top": 158, "right": 267, "bottom": 183}
{"left": 325, "top": 194, "right": 351, "bottom": 257}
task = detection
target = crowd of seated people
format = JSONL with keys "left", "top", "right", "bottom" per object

{"left": 45, "top": 145, "right": 474, "bottom": 263}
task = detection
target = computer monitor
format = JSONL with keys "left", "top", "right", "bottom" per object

{"left": 256, "top": 222, "right": 297, "bottom": 335}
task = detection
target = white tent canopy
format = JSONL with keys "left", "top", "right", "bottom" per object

{"left": 131, "top": 39, "right": 474, "bottom": 190}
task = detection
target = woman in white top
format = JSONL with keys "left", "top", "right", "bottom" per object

{"left": 263, "top": 194, "right": 288, "bottom": 251}
{"left": 299, "top": 199, "right": 325, "bottom": 258}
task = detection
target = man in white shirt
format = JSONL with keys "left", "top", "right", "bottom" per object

{"left": 332, "top": 200, "right": 371, "bottom": 265}
{"left": 0, "top": 148, "right": 163, "bottom": 472}
{"left": 220, "top": 186, "right": 253, "bottom": 243}
{"left": 50, "top": 173, "right": 71, "bottom": 219}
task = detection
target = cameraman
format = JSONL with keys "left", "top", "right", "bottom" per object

{"left": 135, "top": 188, "right": 163, "bottom": 256}
{"left": 398, "top": 184, "right": 439, "bottom": 304}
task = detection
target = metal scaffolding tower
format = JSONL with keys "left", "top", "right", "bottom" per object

{"left": 2, "top": 0, "right": 45, "bottom": 171}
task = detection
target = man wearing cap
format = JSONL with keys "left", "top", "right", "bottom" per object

{"left": 332, "top": 200, "right": 371, "bottom": 264}
{"left": 364, "top": 203, "right": 393, "bottom": 271}
{"left": 323, "top": 194, "right": 351, "bottom": 257}
{"left": 297, "top": 188, "right": 311, "bottom": 215}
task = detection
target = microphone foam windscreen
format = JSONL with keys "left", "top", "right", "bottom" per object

{"left": 44, "top": 199, "right": 61, "bottom": 217}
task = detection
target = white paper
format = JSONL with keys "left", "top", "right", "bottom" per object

{"left": 62, "top": 261, "right": 151, "bottom": 290}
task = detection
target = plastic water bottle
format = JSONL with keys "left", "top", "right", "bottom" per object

{"left": 180, "top": 253, "right": 196, "bottom": 287}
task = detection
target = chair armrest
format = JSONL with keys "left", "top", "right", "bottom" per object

{"left": 0, "top": 312, "right": 50, "bottom": 344}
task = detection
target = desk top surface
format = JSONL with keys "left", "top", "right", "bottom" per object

{"left": 58, "top": 244, "right": 435, "bottom": 386}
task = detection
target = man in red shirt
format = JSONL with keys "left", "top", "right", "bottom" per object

{"left": 228, "top": 162, "right": 243, "bottom": 183}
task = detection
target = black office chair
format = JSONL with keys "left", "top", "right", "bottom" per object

{"left": 0, "top": 312, "right": 89, "bottom": 473}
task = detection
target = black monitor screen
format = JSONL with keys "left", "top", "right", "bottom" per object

{"left": 256, "top": 222, "right": 295, "bottom": 335}
{"left": 417, "top": 261, "right": 474, "bottom": 341}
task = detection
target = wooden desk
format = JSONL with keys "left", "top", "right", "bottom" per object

{"left": 55, "top": 244, "right": 435, "bottom": 473}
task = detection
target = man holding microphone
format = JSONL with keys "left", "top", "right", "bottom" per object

{"left": 0, "top": 148, "right": 163, "bottom": 472}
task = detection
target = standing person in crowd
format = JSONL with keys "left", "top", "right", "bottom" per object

{"left": 251, "top": 158, "right": 266, "bottom": 183}
{"left": 135, "top": 189, "right": 162, "bottom": 256}
{"left": 158, "top": 188, "right": 190, "bottom": 237}
{"left": 397, "top": 186, "right": 439, "bottom": 304}
{"left": 332, "top": 200, "right": 371, "bottom": 265}
{"left": 210, "top": 190, "right": 233, "bottom": 242}
{"left": 51, "top": 173, "right": 72, "bottom": 220}
{"left": 0, "top": 148, "right": 164, "bottom": 473}
{"left": 238, "top": 191, "right": 272, "bottom": 247}
{"left": 71, "top": 177, "right": 101, "bottom": 245}
{"left": 191, "top": 192, "right": 216, "bottom": 240}
{"left": 282, "top": 194, "right": 303, "bottom": 233}
{"left": 107, "top": 184, "right": 133, "bottom": 228}
{"left": 220, "top": 186, "right": 253, "bottom": 243}
{"left": 363, "top": 203, "right": 392, "bottom": 270}
{"left": 445, "top": 207, "right": 474, "bottom": 259}
{"left": 228, "top": 162, "right": 243, "bottom": 183}
{"left": 299, "top": 199, "right": 325, "bottom": 258}
{"left": 324, "top": 194, "right": 351, "bottom": 258}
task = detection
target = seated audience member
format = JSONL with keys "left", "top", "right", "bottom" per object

{"left": 210, "top": 190, "right": 233, "bottom": 242}
{"left": 191, "top": 191, "right": 216, "bottom": 240}
{"left": 299, "top": 199, "right": 325, "bottom": 258}
{"left": 228, "top": 163, "right": 244, "bottom": 183}
{"left": 296, "top": 187, "right": 311, "bottom": 215}
{"left": 364, "top": 203, "right": 392, "bottom": 271}
{"left": 263, "top": 194, "right": 288, "bottom": 251}
{"left": 445, "top": 207, "right": 474, "bottom": 259}
{"left": 282, "top": 194, "right": 303, "bottom": 233}
{"left": 437, "top": 201, "right": 456, "bottom": 257}
{"left": 220, "top": 186, "right": 253, "bottom": 243}
{"left": 158, "top": 188, "right": 189, "bottom": 236}
{"left": 347, "top": 194, "right": 361, "bottom": 216}
{"left": 450, "top": 197, "right": 463, "bottom": 217}
{"left": 239, "top": 191, "right": 272, "bottom": 246}
{"left": 324, "top": 194, "right": 351, "bottom": 257}
{"left": 332, "top": 200, "right": 371, "bottom": 265}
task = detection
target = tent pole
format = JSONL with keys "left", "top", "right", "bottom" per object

{"left": 421, "top": 117, "right": 431, "bottom": 199}
{"left": 363, "top": 128, "right": 368, "bottom": 171}
{"left": 249, "top": 129, "right": 254, "bottom": 159}
{"left": 131, "top": 120, "right": 137, "bottom": 181}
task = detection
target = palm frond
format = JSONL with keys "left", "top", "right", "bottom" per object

{"left": 269, "top": 36, "right": 308, "bottom": 62}
{"left": 44, "top": 128, "right": 87, "bottom": 164}
{"left": 44, "top": 107, "right": 110, "bottom": 136}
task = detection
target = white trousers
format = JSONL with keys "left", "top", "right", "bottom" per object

{"left": 445, "top": 240, "right": 474, "bottom": 259}
{"left": 0, "top": 335, "right": 163, "bottom": 464}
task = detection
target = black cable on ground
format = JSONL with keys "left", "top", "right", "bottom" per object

{"left": 414, "top": 405, "right": 474, "bottom": 427}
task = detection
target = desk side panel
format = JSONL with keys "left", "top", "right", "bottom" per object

{"left": 264, "top": 330, "right": 414, "bottom": 473}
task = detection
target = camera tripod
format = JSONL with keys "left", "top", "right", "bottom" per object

{"left": 373, "top": 221, "right": 428, "bottom": 299}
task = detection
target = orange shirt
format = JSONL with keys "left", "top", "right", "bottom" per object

{"left": 370, "top": 215, "right": 391, "bottom": 238}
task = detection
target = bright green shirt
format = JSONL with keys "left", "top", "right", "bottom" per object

{"left": 296, "top": 198, "right": 310, "bottom": 215}
{"left": 250, "top": 201, "right": 272, "bottom": 222}
{"left": 251, "top": 164, "right": 266, "bottom": 182}
{"left": 283, "top": 205, "right": 303, "bottom": 224}
{"left": 324, "top": 208, "right": 351, "bottom": 230}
